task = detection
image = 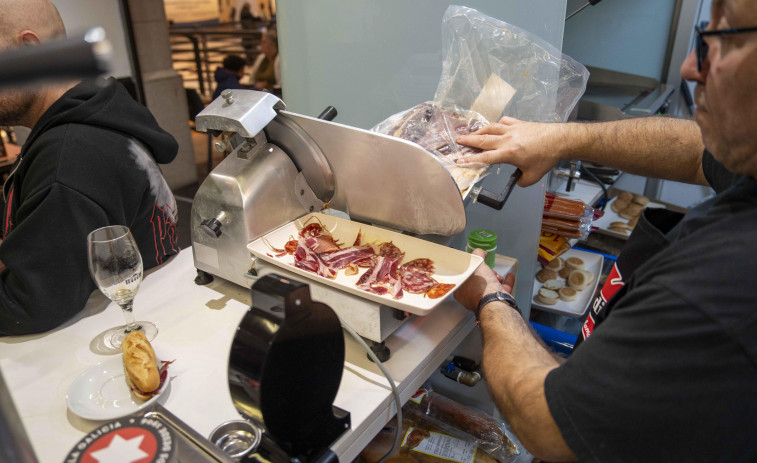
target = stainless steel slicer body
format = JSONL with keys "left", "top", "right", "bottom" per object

{"left": 191, "top": 90, "right": 467, "bottom": 344}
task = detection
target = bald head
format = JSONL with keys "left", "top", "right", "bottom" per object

{"left": 0, "top": 0, "right": 66, "bottom": 49}
{"left": 0, "top": 0, "right": 70, "bottom": 129}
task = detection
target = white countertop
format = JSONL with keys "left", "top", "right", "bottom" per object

{"left": 0, "top": 249, "right": 478, "bottom": 462}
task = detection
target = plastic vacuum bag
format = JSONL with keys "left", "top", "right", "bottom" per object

{"left": 373, "top": 5, "right": 589, "bottom": 193}
{"left": 361, "top": 388, "right": 525, "bottom": 463}
{"left": 406, "top": 388, "right": 522, "bottom": 462}
{"left": 542, "top": 193, "right": 603, "bottom": 240}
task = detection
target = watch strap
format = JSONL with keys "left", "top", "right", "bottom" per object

{"left": 476, "top": 291, "right": 518, "bottom": 321}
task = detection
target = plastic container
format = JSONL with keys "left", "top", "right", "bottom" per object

{"left": 466, "top": 229, "right": 497, "bottom": 268}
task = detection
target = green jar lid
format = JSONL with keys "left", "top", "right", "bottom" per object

{"left": 467, "top": 229, "right": 497, "bottom": 247}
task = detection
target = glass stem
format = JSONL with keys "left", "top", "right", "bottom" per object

{"left": 119, "top": 300, "right": 139, "bottom": 333}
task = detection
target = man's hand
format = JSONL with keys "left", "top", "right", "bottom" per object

{"left": 455, "top": 117, "right": 570, "bottom": 188}
{"left": 454, "top": 248, "right": 515, "bottom": 311}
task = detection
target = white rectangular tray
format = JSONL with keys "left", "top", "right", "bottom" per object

{"left": 247, "top": 213, "right": 484, "bottom": 316}
{"left": 531, "top": 248, "right": 603, "bottom": 318}
{"left": 592, "top": 196, "right": 665, "bottom": 240}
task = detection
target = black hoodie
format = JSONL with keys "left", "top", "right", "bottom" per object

{"left": 0, "top": 80, "right": 180, "bottom": 335}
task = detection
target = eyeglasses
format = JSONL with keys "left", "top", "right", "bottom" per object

{"left": 696, "top": 20, "right": 757, "bottom": 71}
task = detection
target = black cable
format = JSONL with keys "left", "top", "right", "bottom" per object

{"left": 580, "top": 166, "right": 609, "bottom": 210}
{"left": 566, "top": 0, "right": 604, "bottom": 21}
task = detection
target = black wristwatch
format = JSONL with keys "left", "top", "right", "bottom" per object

{"left": 476, "top": 291, "right": 519, "bottom": 321}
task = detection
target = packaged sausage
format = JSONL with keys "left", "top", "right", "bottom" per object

{"left": 361, "top": 389, "right": 524, "bottom": 463}
{"left": 541, "top": 193, "right": 602, "bottom": 240}
{"left": 543, "top": 193, "right": 603, "bottom": 222}
{"left": 541, "top": 216, "right": 593, "bottom": 240}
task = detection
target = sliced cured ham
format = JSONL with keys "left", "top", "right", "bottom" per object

{"left": 299, "top": 222, "right": 324, "bottom": 238}
{"left": 388, "top": 102, "right": 485, "bottom": 159}
{"left": 357, "top": 256, "right": 403, "bottom": 299}
{"left": 355, "top": 255, "right": 378, "bottom": 268}
{"left": 320, "top": 245, "right": 376, "bottom": 269}
{"left": 293, "top": 238, "right": 336, "bottom": 279}
{"left": 279, "top": 221, "right": 457, "bottom": 301}
{"left": 284, "top": 239, "right": 298, "bottom": 254}
{"left": 305, "top": 234, "right": 341, "bottom": 253}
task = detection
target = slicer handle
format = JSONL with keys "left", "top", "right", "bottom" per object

{"left": 476, "top": 168, "right": 522, "bottom": 210}
{"left": 317, "top": 106, "right": 338, "bottom": 121}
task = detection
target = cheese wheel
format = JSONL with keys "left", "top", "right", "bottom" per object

{"left": 609, "top": 221, "right": 630, "bottom": 230}
{"left": 546, "top": 257, "right": 564, "bottom": 272}
{"left": 558, "top": 287, "right": 578, "bottom": 302}
{"left": 632, "top": 194, "right": 650, "bottom": 206}
{"left": 543, "top": 279, "right": 565, "bottom": 290}
{"left": 568, "top": 269, "right": 595, "bottom": 290}
{"left": 617, "top": 191, "right": 634, "bottom": 203}
{"left": 611, "top": 199, "right": 629, "bottom": 213}
{"left": 537, "top": 288, "right": 559, "bottom": 305}
{"left": 565, "top": 256, "right": 584, "bottom": 269}
{"left": 609, "top": 226, "right": 629, "bottom": 235}
{"left": 582, "top": 269, "right": 595, "bottom": 285}
{"left": 536, "top": 268, "right": 559, "bottom": 283}
{"left": 619, "top": 203, "right": 644, "bottom": 219}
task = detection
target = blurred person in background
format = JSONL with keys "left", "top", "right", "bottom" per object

{"left": 212, "top": 54, "right": 248, "bottom": 100}
{"left": 239, "top": 2, "right": 257, "bottom": 63}
{"left": 248, "top": 29, "right": 280, "bottom": 95}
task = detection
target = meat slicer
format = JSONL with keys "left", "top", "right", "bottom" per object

{"left": 191, "top": 90, "right": 467, "bottom": 355}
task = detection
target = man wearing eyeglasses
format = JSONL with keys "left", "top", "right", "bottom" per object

{"left": 455, "top": 0, "right": 757, "bottom": 461}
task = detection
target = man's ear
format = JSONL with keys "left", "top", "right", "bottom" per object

{"left": 18, "top": 30, "right": 41, "bottom": 46}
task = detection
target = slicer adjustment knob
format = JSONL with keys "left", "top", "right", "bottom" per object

{"left": 221, "top": 89, "right": 234, "bottom": 104}
{"left": 200, "top": 218, "right": 223, "bottom": 238}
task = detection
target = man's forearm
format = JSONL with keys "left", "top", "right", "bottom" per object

{"left": 479, "top": 302, "right": 576, "bottom": 462}
{"left": 563, "top": 117, "right": 707, "bottom": 186}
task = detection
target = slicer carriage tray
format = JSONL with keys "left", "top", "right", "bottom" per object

{"left": 247, "top": 213, "right": 483, "bottom": 316}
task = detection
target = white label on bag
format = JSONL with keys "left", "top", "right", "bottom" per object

{"left": 403, "top": 427, "right": 477, "bottom": 463}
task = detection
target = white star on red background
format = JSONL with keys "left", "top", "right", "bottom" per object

{"left": 89, "top": 434, "right": 149, "bottom": 463}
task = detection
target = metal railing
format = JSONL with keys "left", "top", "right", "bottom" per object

{"left": 169, "top": 21, "right": 273, "bottom": 99}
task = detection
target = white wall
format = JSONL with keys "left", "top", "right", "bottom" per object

{"left": 53, "top": 0, "right": 133, "bottom": 79}
{"left": 277, "top": 1, "right": 567, "bottom": 130}
{"left": 563, "top": 0, "right": 677, "bottom": 81}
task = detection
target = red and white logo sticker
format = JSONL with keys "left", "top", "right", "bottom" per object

{"left": 65, "top": 416, "right": 174, "bottom": 463}
{"left": 81, "top": 427, "right": 158, "bottom": 463}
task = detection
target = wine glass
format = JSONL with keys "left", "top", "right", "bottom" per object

{"left": 87, "top": 225, "right": 157, "bottom": 349}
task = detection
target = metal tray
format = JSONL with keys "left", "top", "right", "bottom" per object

{"left": 139, "top": 404, "right": 236, "bottom": 463}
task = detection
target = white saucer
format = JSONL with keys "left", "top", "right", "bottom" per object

{"left": 66, "top": 356, "right": 169, "bottom": 421}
